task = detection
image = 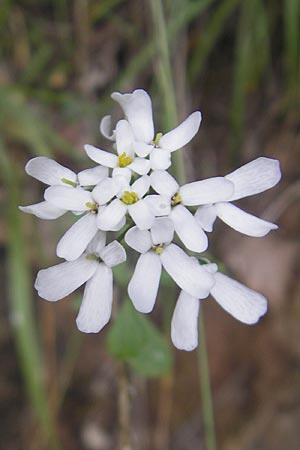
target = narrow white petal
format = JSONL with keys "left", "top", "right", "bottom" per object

{"left": 125, "top": 227, "right": 152, "bottom": 253}
{"left": 159, "top": 111, "right": 202, "bottom": 151}
{"left": 211, "top": 272, "right": 268, "bottom": 324}
{"left": 226, "top": 157, "right": 282, "bottom": 201}
{"left": 100, "top": 115, "right": 115, "bottom": 141}
{"left": 92, "top": 178, "right": 118, "bottom": 205}
{"left": 161, "top": 244, "right": 214, "bottom": 298}
{"left": 56, "top": 214, "right": 98, "bottom": 261}
{"left": 129, "top": 158, "right": 151, "bottom": 175}
{"left": 84, "top": 144, "right": 117, "bottom": 168}
{"left": 77, "top": 166, "right": 108, "bottom": 186}
{"left": 112, "top": 167, "right": 132, "bottom": 186}
{"left": 99, "top": 240, "right": 126, "bottom": 267}
{"left": 132, "top": 175, "right": 150, "bottom": 198}
{"left": 216, "top": 202, "right": 278, "bottom": 237}
{"left": 179, "top": 177, "right": 234, "bottom": 206}
{"left": 76, "top": 264, "right": 113, "bottom": 333}
{"left": 150, "top": 170, "right": 178, "bottom": 197}
{"left": 150, "top": 217, "right": 174, "bottom": 245}
{"left": 115, "top": 119, "right": 135, "bottom": 156}
{"left": 194, "top": 205, "right": 217, "bottom": 232}
{"left": 128, "top": 200, "right": 154, "bottom": 230}
{"left": 144, "top": 194, "right": 171, "bottom": 217}
{"left": 19, "top": 201, "right": 66, "bottom": 219}
{"left": 149, "top": 148, "right": 172, "bottom": 170}
{"left": 34, "top": 257, "right": 98, "bottom": 301}
{"left": 132, "top": 141, "right": 153, "bottom": 157}
{"left": 171, "top": 291, "right": 199, "bottom": 351}
{"left": 128, "top": 252, "right": 162, "bottom": 313}
{"left": 87, "top": 230, "right": 106, "bottom": 254}
{"left": 111, "top": 89, "right": 154, "bottom": 143}
{"left": 45, "top": 186, "right": 93, "bottom": 211}
{"left": 25, "top": 157, "right": 76, "bottom": 186}
{"left": 170, "top": 205, "right": 208, "bottom": 252}
{"left": 97, "top": 198, "right": 126, "bottom": 231}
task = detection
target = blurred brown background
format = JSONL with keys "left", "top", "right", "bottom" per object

{"left": 0, "top": 1, "right": 300, "bottom": 449}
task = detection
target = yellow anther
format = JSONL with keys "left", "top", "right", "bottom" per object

{"left": 171, "top": 192, "right": 182, "bottom": 206}
{"left": 118, "top": 152, "right": 132, "bottom": 167}
{"left": 153, "top": 244, "right": 164, "bottom": 255}
{"left": 121, "top": 191, "right": 139, "bottom": 205}
{"left": 86, "top": 254, "right": 99, "bottom": 261}
{"left": 153, "top": 132, "right": 163, "bottom": 147}
{"left": 61, "top": 178, "right": 78, "bottom": 188}
{"left": 85, "top": 201, "right": 98, "bottom": 211}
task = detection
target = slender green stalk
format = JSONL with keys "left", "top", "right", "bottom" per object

{"left": 149, "top": 2, "right": 217, "bottom": 449}
{"left": 198, "top": 309, "right": 217, "bottom": 450}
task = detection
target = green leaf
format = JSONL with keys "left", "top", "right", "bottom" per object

{"left": 107, "top": 299, "right": 173, "bottom": 377}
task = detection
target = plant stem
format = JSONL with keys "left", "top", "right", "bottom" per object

{"left": 118, "top": 362, "right": 133, "bottom": 450}
{"left": 198, "top": 308, "right": 217, "bottom": 450}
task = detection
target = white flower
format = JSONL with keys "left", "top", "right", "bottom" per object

{"left": 125, "top": 218, "right": 215, "bottom": 314}
{"left": 110, "top": 89, "right": 202, "bottom": 170}
{"left": 34, "top": 233, "right": 126, "bottom": 333}
{"left": 85, "top": 119, "right": 151, "bottom": 177}
{"left": 19, "top": 157, "right": 108, "bottom": 220}
{"left": 195, "top": 157, "right": 281, "bottom": 236}
{"left": 150, "top": 170, "right": 234, "bottom": 252}
{"left": 97, "top": 175, "right": 156, "bottom": 231}
{"left": 171, "top": 263, "right": 268, "bottom": 351}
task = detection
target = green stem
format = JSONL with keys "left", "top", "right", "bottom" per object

{"left": 198, "top": 308, "right": 217, "bottom": 450}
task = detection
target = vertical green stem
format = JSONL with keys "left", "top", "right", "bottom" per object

{"left": 198, "top": 309, "right": 217, "bottom": 450}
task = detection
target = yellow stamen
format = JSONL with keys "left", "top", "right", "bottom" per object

{"left": 153, "top": 132, "right": 163, "bottom": 147}
{"left": 171, "top": 192, "right": 182, "bottom": 206}
{"left": 121, "top": 191, "right": 139, "bottom": 205}
{"left": 61, "top": 178, "right": 78, "bottom": 188}
{"left": 85, "top": 202, "right": 98, "bottom": 211}
{"left": 153, "top": 244, "right": 163, "bottom": 255}
{"left": 118, "top": 152, "right": 132, "bottom": 167}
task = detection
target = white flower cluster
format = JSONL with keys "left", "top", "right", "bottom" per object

{"left": 20, "top": 89, "right": 281, "bottom": 351}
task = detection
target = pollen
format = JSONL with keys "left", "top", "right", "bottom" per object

{"left": 121, "top": 191, "right": 139, "bottom": 205}
{"left": 153, "top": 244, "right": 164, "bottom": 255}
{"left": 153, "top": 132, "right": 163, "bottom": 147}
{"left": 118, "top": 152, "right": 132, "bottom": 167}
{"left": 171, "top": 192, "right": 182, "bottom": 206}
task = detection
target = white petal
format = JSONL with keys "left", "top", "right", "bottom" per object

{"left": 129, "top": 157, "right": 151, "bottom": 175}
{"left": 171, "top": 291, "right": 199, "bottom": 351}
{"left": 56, "top": 213, "right": 98, "bottom": 261}
{"left": 44, "top": 186, "right": 93, "bottom": 211}
{"left": 150, "top": 217, "right": 174, "bottom": 245}
{"left": 34, "top": 257, "right": 98, "bottom": 301}
{"left": 211, "top": 272, "right": 268, "bottom": 324}
{"left": 215, "top": 202, "right": 278, "bottom": 237}
{"left": 111, "top": 89, "right": 154, "bottom": 143}
{"left": 19, "top": 201, "right": 66, "bottom": 219}
{"left": 128, "top": 200, "right": 154, "bottom": 230}
{"left": 225, "top": 157, "right": 282, "bottom": 201}
{"left": 97, "top": 199, "right": 126, "bottom": 231}
{"left": 87, "top": 230, "right": 106, "bottom": 254}
{"left": 194, "top": 205, "right": 217, "bottom": 232}
{"left": 202, "top": 263, "right": 218, "bottom": 274}
{"left": 132, "top": 175, "right": 150, "bottom": 198}
{"left": 92, "top": 178, "right": 118, "bottom": 205}
{"left": 149, "top": 149, "right": 172, "bottom": 170}
{"left": 144, "top": 194, "right": 171, "bottom": 217}
{"left": 128, "top": 252, "right": 162, "bottom": 313}
{"left": 100, "top": 115, "right": 115, "bottom": 141}
{"left": 115, "top": 120, "right": 135, "bottom": 156}
{"left": 25, "top": 157, "right": 77, "bottom": 186}
{"left": 159, "top": 111, "right": 202, "bottom": 151}
{"left": 125, "top": 227, "right": 152, "bottom": 253}
{"left": 111, "top": 215, "right": 126, "bottom": 231}
{"left": 99, "top": 240, "right": 126, "bottom": 267}
{"left": 150, "top": 170, "right": 178, "bottom": 197}
{"left": 179, "top": 177, "right": 234, "bottom": 206}
{"left": 170, "top": 205, "right": 208, "bottom": 252}
{"left": 76, "top": 264, "right": 113, "bottom": 333}
{"left": 77, "top": 166, "right": 109, "bottom": 186}
{"left": 132, "top": 141, "right": 153, "bottom": 157}
{"left": 84, "top": 144, "right": 117, "bottom": 168}
{"left": 160, "top": 244, "right": 214, "bottom": 298}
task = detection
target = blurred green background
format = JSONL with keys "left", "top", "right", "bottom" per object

{"left": 1, "top": 0, "right": 300, "bottom": 449}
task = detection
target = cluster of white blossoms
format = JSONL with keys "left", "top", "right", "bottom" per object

{"left": 20, "top": 89, "right": 282, "bottom": 351}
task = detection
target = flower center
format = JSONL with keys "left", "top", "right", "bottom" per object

{"left": 61, "top": 177, "right": 78, "bottom": 188}
{"left": 118, "top": 152, "right": 132, "bottom": 167}
{"left": 153, "top": 244, "right": 164, "bottom": 255}
{"left": 121, "top": 191, "right": 139, "bottom": 205}
{"left": 85, "top": 201, "right": 98, "bottom": 212}
{"left": 152, "top": 132, "right": 163, "bottom": 147}
{"left": 86, "top": 253, "right": 101, "bottom": 262}
{"left": 171, "top": 192, "right": 182, "bottom": 206}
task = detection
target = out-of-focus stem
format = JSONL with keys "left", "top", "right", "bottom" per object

{"left": 118, "top": 362, "right": 133, "bottom": 450}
